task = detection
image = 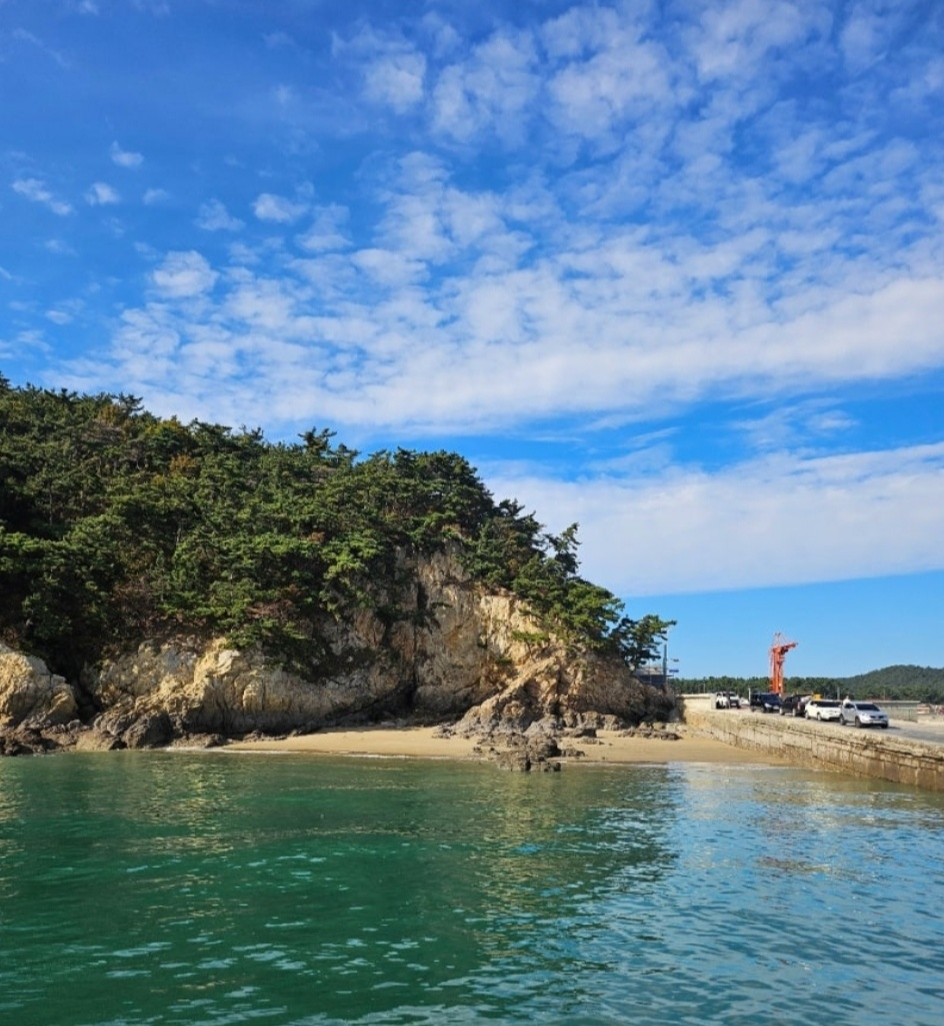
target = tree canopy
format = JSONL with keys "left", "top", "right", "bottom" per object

{"left": 0, "top": 380, "right": 668, "bottom": 680}
{"left": 681, "top": 666, "right": 944, "bottom": 704}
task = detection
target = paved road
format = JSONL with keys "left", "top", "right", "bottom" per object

{"left": 887, "top": 722, "right": 944, "bottom": 746}
{"left": 767, "top": 710, "right": 944, "bottom": 747}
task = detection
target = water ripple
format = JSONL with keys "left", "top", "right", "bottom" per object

{"left": 1, "top": 756, "right": 943, "bottom": 1025}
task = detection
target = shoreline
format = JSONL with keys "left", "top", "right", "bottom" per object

{"left": 224, "top": 724, "right": 786, "bottom": 766}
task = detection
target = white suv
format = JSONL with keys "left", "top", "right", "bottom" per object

{"left": 714, "top": 692, "right": 741, "bottom": 709}
{"left": 805, "top": 699, "right": 842, "bottom": 721}
{"left": 840, "top": 700, "right": 889, "bottom": 729}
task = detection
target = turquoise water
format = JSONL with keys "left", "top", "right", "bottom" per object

{"left": 1, "top": 752, "right": 943, "bottom": 1026}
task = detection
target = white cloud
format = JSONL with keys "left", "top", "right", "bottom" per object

{"left": 253, "top": 192, "right": 309, "bottom": 223}
{"left": 221, "top": 272, "right": 315, "bottom": 334}
{"left": 151, "top": 251, "right": 218, "bottom": 298}
{"left": 431, "top": 29, "right": 540, "bottom": 144}
{"left": 733, "top": 401, "right": 857, "bottom": 452}
{"left": 839, "top": 1, "right": 889, "bottom": 71}
{"left": 90, "top": 136, "right": 944, "bottom": 441}
{"left": 350, "top": 247, "right": 427, "bottom": 287}
{"left": 296, "top": 204, "right": 351, "bottom": 252}
{"left": 110, "top": 142, "right": 143, "bottom": 168}
{"left": 364, "top": 50, "right": 426, "bottom": 112}
{"left": 229, "top": 241, "right": 262, "bottom": 266}
{"left": 12, "top": 178, "right": 72, "bottom": 216}
{"left": 196, "top": 199, "right": 244, "bottom": 232}
{"left": 486, "top": 442, "right": 944, "bottom": 596}
{"left": 143, "top": 188, "right": 170, "bottom": 205}
{"left": 686, "top": 0, "right": 830, "bottom": 84}
{"left": 12, "top": 28, "right": 69, "bottom": 68}
{"left": 368, "top": 153, "right": 516, "bottom": 267}
{"left": 542, "top": 6, "right": 678, "bottom": 150}
{"left": 86, "top": 181, "right": 120, "bottom": 205}
{"left": 44, "top": 238, "right": 74, "bottom": 255}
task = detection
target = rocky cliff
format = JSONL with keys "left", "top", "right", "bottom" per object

{"left": 0, "top": 549, "right": 672, "bottom": 756}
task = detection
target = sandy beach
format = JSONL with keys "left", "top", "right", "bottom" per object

{"left": 226, "top": 724, "right": 782, "bottom": 766}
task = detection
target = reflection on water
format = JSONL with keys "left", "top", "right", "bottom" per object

{"left": 1, "top": 753, "right": 943, "bottom": 1026}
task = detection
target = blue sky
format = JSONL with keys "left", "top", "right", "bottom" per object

{"left": 2, "top": 0, "right": 943, "bottom": 679}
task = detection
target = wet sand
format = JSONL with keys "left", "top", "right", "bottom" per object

{"left": 226, "top": 724, "right": 783, "bottom": 765}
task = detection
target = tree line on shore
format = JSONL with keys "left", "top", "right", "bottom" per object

{"left": 681, "top": 665, "right": 944, "bottom": 704}
{"left": 0, "top": 377, "right": 673, "bottom": 682}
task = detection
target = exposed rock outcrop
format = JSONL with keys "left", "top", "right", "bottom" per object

{"left": 0, "top": 643, "right": 79, "bottom": 728}
{"left": 0, "top": 549, "right": 673, "bottom": 755}
{"left": 0, "top": 643, "right": 86, "bottom": 755}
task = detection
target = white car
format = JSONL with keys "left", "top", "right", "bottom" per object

{"left": 805, "top": 699, "right": 842, "bottom": 722}
{"left": 840, "top": 700, "right": 889, "bottom": 728}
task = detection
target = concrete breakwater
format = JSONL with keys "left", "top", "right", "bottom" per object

{"left": 680, "top": 698, "right": 944, "bottom": 791}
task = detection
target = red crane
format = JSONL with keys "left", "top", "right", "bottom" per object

{"left": 769, "top": 632, "right": 798, "bottom": 695}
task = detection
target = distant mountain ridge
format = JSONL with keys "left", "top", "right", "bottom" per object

{"left": 682, "top": 665, "right": 944, "bottom": 702}
{"left": 836, "top": 664, "right": 944, "bottom": 697}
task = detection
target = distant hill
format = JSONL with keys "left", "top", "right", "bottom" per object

{"left": 681, "top": 665, "right": 944, "bottom": 703}
{"left": 835, "top": 665, "right": 944, "bottom": 701}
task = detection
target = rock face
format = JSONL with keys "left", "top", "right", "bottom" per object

{"left": 0, "top": 643, "right": 82, "bottom": 755}
{"left": 0, "top": 643, "right": 78, "bottom": 727}
{"left": 0, "top": 548, "right": 672, "bottom": 754}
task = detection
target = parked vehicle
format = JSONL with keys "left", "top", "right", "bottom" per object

{"left": 779, "top": 694, "right": 807, "bottom": 716}
{"left": 840, "top": 700, "right": 889, "bottom": 728}
{"left": 805, "top": 699, "right": 841, "bottom": 722}
{"left": 750, "top": 692, "right": 781, "bottom": 713}
{"left": 713, "top": 692, "right": 742, "bottom": 709}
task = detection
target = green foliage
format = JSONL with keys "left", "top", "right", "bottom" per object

{"left": 608, "top": 614, "right": 678, "bottom": 670}
{"left": 827, "top": 666, "right": 944, "bottom": 703}
{"left": 0, "top": 380, "right": 672, "bottom": 681}
{"left": 681, "top": 666, "right": 944, "bottom": 703}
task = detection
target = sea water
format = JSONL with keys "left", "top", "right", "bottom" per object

{"left": 1, "top": 751, "right": 942, "bottom": 1026}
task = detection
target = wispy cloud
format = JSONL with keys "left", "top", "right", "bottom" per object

{"left": 253, "top": 192, "right": 309, "bottom": 223}
{"left": 296, "top": 205, "right": 351, "bottom": 253}
{"left": 12, "top": 178, "right": 72, "bottom": 216}
{"left": 197, "top": 199, "right": 244, "bottom": 232}
{"left": 88, "top": 218, "right": 944, "bottom": 436}
{"left": 431, "top": 29, "right": 540, "bottom": 145}
{"left": 110, "top": 142, "right": 143, "bottom": 168}
{"left": 12, "top": 28, "right": 69, "bottom": 68}
{"left": 487, "top": 443, "right": 944, "bottom": 595}
{"left": 151, "top": 251, "right": 218, "bottom": 299}
{"left": 86, "top": 182, "right": 120, "bottom": 205}
{"left": 344, "top": 26, "right": 428, "bottom": 113}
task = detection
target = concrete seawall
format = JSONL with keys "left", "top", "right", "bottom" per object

{"left": 680, "top": 699, "right": 944, "bottom": 791}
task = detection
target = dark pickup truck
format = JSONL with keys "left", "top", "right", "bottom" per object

{"left": 749, "top": 692, "right": 781, "bottom": 713}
